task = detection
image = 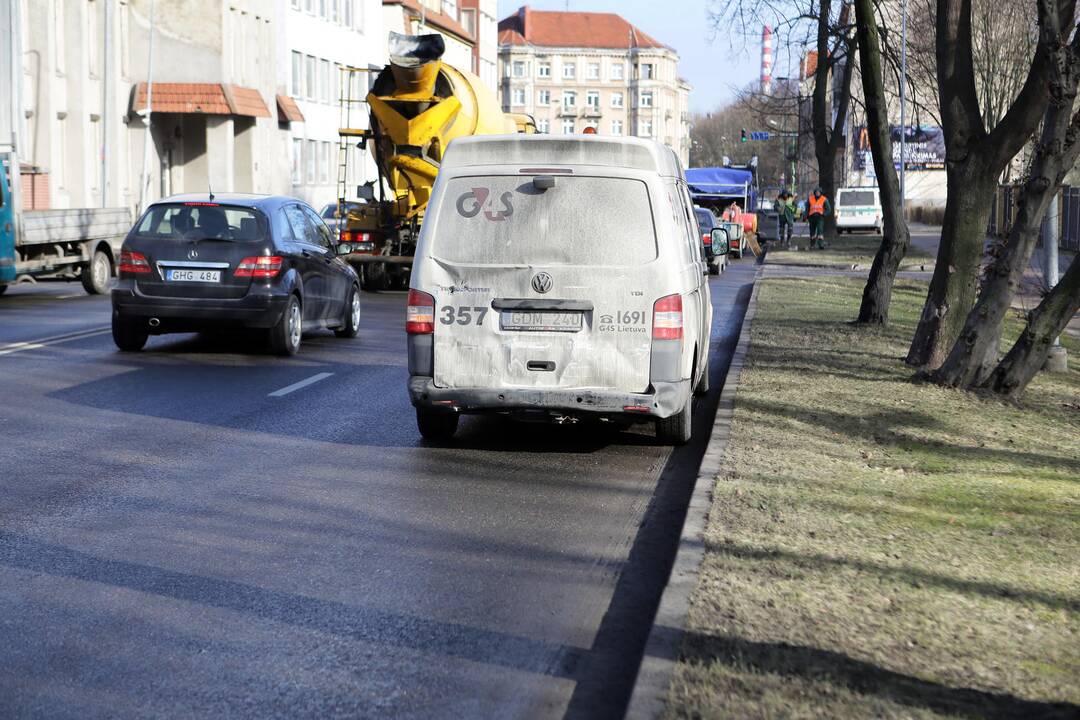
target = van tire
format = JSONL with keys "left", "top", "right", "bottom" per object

{"left": 82, "top": 249, "right": 112, "bottom": 295}
{"left": 268, "top": 294, "right": 302, "bottom": 356}
{"left": 112, "top": 312, "right": 148, "bottom": 352}
{"left": 417, "top": 408, "right": 459, "bottom": 441}
{"left": 656, "top": 399, "right": 692, "bottom": 445}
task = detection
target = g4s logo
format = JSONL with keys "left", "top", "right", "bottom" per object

{"left": 456, "top": 187, "right": 514, "bottom": 222}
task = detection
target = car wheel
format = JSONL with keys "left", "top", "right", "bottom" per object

{"left": 335, "top": 284, "right": 361, "bottom": 338}
{"left": 81, "top": 249, "right": 113, "bottom": 295}
{"left": 269, "top": 294, "right": 302, "bottom": 356}
{"left": 416, "top": 408, "right": 459, "bottom": 441}
{"left": 656, "top": 398, "right": 692, "bottom": 445}
{"left": 112, "top": 311, "right": 148, "bottom": 352}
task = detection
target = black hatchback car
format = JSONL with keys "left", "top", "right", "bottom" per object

{"left": 111, "top": 194, "right": 361, "bottom": 355}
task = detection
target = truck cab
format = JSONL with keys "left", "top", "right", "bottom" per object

{"left": 0, "top": 156, "right": 17, "bottom": 290}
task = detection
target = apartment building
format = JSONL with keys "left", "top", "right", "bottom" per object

{"left": 497, "top": 6, "right": 691, "bottom": 165}
{"left": 283, "top": 0, "right": 384, "bottom": 207}
{"left": 460, "top": 0, "right": 498, "bottom": 90}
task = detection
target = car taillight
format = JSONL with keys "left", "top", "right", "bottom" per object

{"left": 653, "top": 294, "right": 683, "bottom": 340}
{"left": 235, "top": 256, "right": 283, "bottom": 279}
{"left": 406, "top": 289, "right": 435, "bottom": 335}
{"left": 118, "top": 250, "right": 150, "bottom": 274}
{"left": 702, "top": 232, "right": 712, "bottom": 246}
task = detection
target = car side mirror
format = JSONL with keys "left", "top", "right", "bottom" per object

{"left": 336, "top": 242, "right": 353, "bottom": 255}
{"left": 711, "top": 228, "right": 729, "bottom": 255}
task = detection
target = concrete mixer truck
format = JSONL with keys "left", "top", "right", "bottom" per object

{"left": 335, "top": 33, "right": 534, "bottom": 290}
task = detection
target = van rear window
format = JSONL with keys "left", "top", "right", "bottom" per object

{"left": 133, "top": 203, "right": 267, "bottom": 242}
{"left": 431, "top": 176, "right": 657, "bottom": 266}
{"left": 839, "top": 190, "right": 878, "bottom": 207}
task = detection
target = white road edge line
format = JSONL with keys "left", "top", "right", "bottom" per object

{"left": 0, "top": 327, "right": 111, "bottom": 356}
{"left": 268, "top": 372, "right": 334, "bottom": 398}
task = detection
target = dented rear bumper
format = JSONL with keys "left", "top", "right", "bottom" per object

{"left": 407, "top": 376, "right": 691, "bottom": 420}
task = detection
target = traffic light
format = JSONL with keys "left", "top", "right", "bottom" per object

{"left": 741, "top": 128, "right": 748, "bottom": 143}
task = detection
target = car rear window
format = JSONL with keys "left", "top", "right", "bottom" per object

{"left": 695, "top": 209, "right": 717, "bottom": 232}
{"left": 431, "top": 175, "right": 657, "bottom": 266}
{"left": 839, "top": 190, "right": 878, "bottom": 207}
{"left": 133, "top": 203, "right": 268, "bottom": 242}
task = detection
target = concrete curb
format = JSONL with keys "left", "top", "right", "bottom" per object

{"left": 624, "top": 267, "right": 764, "bottom": 720}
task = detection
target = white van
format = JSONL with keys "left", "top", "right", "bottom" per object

{"left": 405, "top": 135, "right": 721, "bottom": 444}
{"left": 836, "top": 187, "right": 883, "bottom": 234}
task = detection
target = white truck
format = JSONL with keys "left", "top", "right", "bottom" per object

{"left": 1, "top": 153, "right": 131, "bottom": 295}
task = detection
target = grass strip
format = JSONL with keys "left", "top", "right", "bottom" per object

{"left": 766, "top": 235, "right": 935, "bottom": 271}
{"left": 666, "top": 276, "right": 1080, "bottom": 719}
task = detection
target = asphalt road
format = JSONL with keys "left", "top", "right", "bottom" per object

{"left": 0, "top": 262, "right": 756, "bottom": 720}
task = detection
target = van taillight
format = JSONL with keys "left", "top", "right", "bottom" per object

{"left": 653, "top": 294, "right": 683, "bottom": 340}
{"left": 235, "top": 256, "right": 283, "bottom": 279}
{"left": 702, "top": 232, "right": 712, "bottom": 246}
{"left": 118, "top": 250, "right": 150, "bottom": 274}
{"left": 406, "top": 289, "right": 435, "bottom": 334}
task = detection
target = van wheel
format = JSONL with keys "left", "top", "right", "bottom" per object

{"left": 112, "top": 311, "right": 148, "bottom": 352}
{"left": 268, "top": 294, "right": 302, "bottom": 356}
{"left": 81, "top": 249, "right": 113, "bottom": 295}
{"left": 656, "top": 399, "right": 692, "bottom": 445}
{"left": 335, "top": 284, "right": 361, "bottom": 338}
{"left": 417, "top": 408, "right": 459, "bottom": 441}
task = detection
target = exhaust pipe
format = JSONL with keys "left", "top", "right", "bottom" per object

{"left": 148, "top": 318, "right": 160, "bottom": 327}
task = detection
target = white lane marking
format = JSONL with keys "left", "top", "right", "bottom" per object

{"left": 0, "top": 327, "right": 111, "bottom": 356}
{"left": 268, "top": 372, "right": 334, "bottom": 398}
{"left": 57, "top": 294, "right": 84, "bottom": 299}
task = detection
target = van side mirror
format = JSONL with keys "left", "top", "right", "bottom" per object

{"left": 711, "top": 228, "right": 729, "bottom": 255}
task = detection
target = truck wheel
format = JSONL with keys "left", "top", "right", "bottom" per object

{"left": 81, "top": 249, "right": 113, "bottom": 295}
{"left": 416, "top": 408, "right": 459, "bottom": 441}
{"left": 364, "top": 264, "right": 390, "bottom": 292}
{"left": 0, "top": 284, "right": 7, "bottom": 296}
{"left": 268, "top": 294, "right": 302, "bottom": 356}
{"left": 656, "top": 399, "right": 692, "bottom": 445}
{"left": 112, "top": 312, "right": 148, "bottom": 352}
{"left": 334, "top": 285, "right": 361, "bottom": 338}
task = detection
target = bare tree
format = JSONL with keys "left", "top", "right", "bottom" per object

{"left": 854, "top": 0, "right": 911, "bottom": 324}
{"left": 931, "top": 5, "right": 1080, "bottom": 389}
{"left": 904, "top": 0, "right": 1069, "bottom": 369}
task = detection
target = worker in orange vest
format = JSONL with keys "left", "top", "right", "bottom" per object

{"left": 803, "top": 187, "right": 832, "bottom": 249}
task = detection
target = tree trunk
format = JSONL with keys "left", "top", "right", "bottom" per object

{"left": 906, "top": 0, "right": 1065, "bottom": 368}
{"left": 854, "top": 0, "right": 912, "bottom": 325}
{"left": 811, "top": 0, "right": 856, "bottom": 243}
{"left": 932, "top": 16, "right": 1080, "bottom": 388}
{"left": 983, "top": 254, "right": 1080, "bottom": 396}
{"left": 905, "top": 166, "right": 996, "bottom": 367}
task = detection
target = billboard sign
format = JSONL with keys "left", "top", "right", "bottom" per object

{"left": 854, "top": 126, "right": 946, "bottom": 170}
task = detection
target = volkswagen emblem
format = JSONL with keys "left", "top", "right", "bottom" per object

{"left": 187, "top": 248, "right": 199, "bottom": 260}
{"left": 531, "top": 272, "right": 553, "bottom": 294}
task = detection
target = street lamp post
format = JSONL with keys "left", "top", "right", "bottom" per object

{"left": 900, "top": 0, "right": 908, "bottom": 207}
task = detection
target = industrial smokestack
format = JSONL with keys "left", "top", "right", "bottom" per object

{"left": 760, "top": 25, "right": 773, "bottom": 95}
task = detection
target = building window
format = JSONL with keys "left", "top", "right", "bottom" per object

{"left": 320, "top": 141, "right": 332, "bottom": 184}
{"left": 611, "top": 119, "right": 623, "bottom": 136}
{"left": 538, "top": 62, "right": 550, "bottom": 78}
{"left": 291, "top": 0, "right": 301, "bottom": 8}
{"left": 512, "top": 88, "right": 526, "bottom": 106}
{"left": 562, "top": 90, "right": 576, "bottom": 108}
{"left": 307, "top": 139, "right": 317, "bottom": 183}
{"left": 587, "top": 63, "right": 600, "bottom": 80}
{"left": 640, "top": 120, "right": 653, "bottom": 137}
{"left": 87, "top": 1, "right": 100, "bottom": 77}
{"left": 611, "top": 92, "right": 624, "bottom": 108}
{"left": 330, "top": 0, "right": 339, "bottom": 22}
{"left": 460, "top": 8, "right": 475, "bottom": 36}
{"left": 538, "top": 89, "right": 551, "bottom": 105}
{"left": 611, "top": 63, "right": 624, "bottom": 80}
{"left": 640, "top": 91, "right": 654, "bottom": 108}
{"left": 320, "top": 59, "right": 331, "bottom": 102}
{"left": 343, "top": 0, "right": 352, "bottom": 26}
{"left": 319, "top": 0, "right": 328, "bottom": 18}
{"left": 640, "top": 63, "right": 655, "bottom": 80}
{"left": 512, "top": 60, "right": 526, "bottom": 78}
{"left": 586, "top": 91, "right": 600, "bottom": 110}
{"left": 291, "top": 52, "right": 303, "bottom": 96}
{"left": 305, "top": 55, "right": 317, "bottom": 100}
{"left": 305, "top": 0, "right": 314, "bottom": 12}
{"left": 331, "top": 63, "right": 341, "bottom": 106}
{"left": 537, "top": 118, "right": 550, "bottom": 133}
{"left": 292, "top": 139, "right": 303, "bottom": 184}
{"left": 562, "top": 118, "right": 575, "bottom": 135}
{"left": 562, "top": 62, "right": 576, "bottom": 79}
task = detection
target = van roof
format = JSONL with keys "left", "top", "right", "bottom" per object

{"left": 442, "top": 134, "right": 684, "bottom": 177}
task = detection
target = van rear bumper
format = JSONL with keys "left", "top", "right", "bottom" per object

{"left": 407, "top": 376, "right": 691, "bottom": 419}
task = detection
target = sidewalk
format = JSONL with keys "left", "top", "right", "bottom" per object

{"left": 627, "top": 263, "right": 1080, "bottom": 719}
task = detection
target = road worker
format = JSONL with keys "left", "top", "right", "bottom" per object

{"left": 804, "top": 187, "right": 832, "bottom": 249}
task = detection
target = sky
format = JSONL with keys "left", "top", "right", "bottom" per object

{"left": 494, "top": 0, "right": 786, "bottom": 113}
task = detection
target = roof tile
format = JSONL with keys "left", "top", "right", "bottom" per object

{"left": 498, "top": 7, "right": 668, "bottom": 50}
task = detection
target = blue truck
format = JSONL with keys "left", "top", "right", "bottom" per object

{"left": 1, "top": 153, "right": 131, "bottom": 296}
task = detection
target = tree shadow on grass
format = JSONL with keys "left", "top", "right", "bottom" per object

{"left": 675, "top": 630, "right": 1080, "bottom": 720}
